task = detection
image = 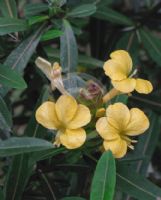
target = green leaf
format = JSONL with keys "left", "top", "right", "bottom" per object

{"left": 28, "top": 15, "right": 49, "bottom": 25}
{"left": 127, "top": 111, "right": 161, "bottom": 175}
{"left": 0, "top": 188, "right": 4, "bottom": 200}
{"left": 3, "top": 88, "right": 50, "bottom": 200}
{"left": 90, "top": 151, "right": 116, "bottom": 200}
{"left": 0, "top": 64, "right": 27, "bottom": 89}
{"left": 24, "top": 3, "right": 49, "bottom": 17}
{"left": 60, "top": 19, "right": 78, "bottom": 72}
{"left": 4, "top": 154, "right": 32, "bottom": 200}
{"left": 0, "top": 96, "right": 12, "bottom": 131}
{"left": 112, "top": 94, "right": 128, "bottom": 104}
{"left": 45, "top": 47, "right": 103, "bottom": 68}
{"left": 117, "top": 166, "right": 161, "bottom": 200}
{"left": 0, "top": 23, "right": 46, "bottom": 96}
{"left": 97, "top": 0, "right": 113, "bottom": 6}
{"left": 41, "top": 29, "right": 63, "bottom": 41}
{"left": 4, "top": 24, "right": 45, "bottom": 72}
{"left": 94, "top": 8, "right": 133, "bottom": 25}
{"left": 0, "top": 18, "right": 28, "bottom": 35}
{"left": 24, "top": 86, "right": 49, "bottom": 137}
{"left": 0, "top": 137, "right": 54, "bottom": 157}
{"left": 115, "top": 94, "right": 128, "bottom": 104}
{"left": 61, "top": 197, "right": 86, "bottom": 200}
{"left": 140, "top": 28, "right": 161, "bottom": 66}
{"left": 67, "top": 4, "right": 96, "bottom": 18}
{"left": 29, "top": 147, "right": 65, "bottom": 166}
{"left": 78, "top": 54, "right": 103, "bottom": 68}
{"left": 0, "top": 0, "right": 17, "bottom": 18}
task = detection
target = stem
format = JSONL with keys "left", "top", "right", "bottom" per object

{"left": 126, "top": 32, "right": 135, "bottom": 51}
{"left": 130, "top": 95, "right": 161, "bottom": 108}
{"left": 102, "top": 88, "right": 121, "bottom": 103}
{"left": 39, "top": 170, "right": 57, "bottom": 200}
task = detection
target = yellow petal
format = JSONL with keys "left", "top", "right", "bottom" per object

{"left": 35, "top": 101, "right": 60, "bottom": 130}
{"left": 55, "top": 95, "right": 78, "bottom": 125}
{"left": 112, "top": 78, "right": 136, "bottom": 93}
{"left": 110, "top": 50, "right": 132, "bottom": 74}
{"left": 135, "top": 78, "right": 153, "bottom": 94}
{"left": 96, "top": 117, "right": 119, "bottom": 140}
{"left": 35, "top": 57, "right": 52, "bottom": 81}
{"left": 103, "top": 59, "right": 127, "bottom": 81}
{"left": 125, "top": 108, "right": 150, "bottom": 136}
{"left": 59, "top": 128, "right": 86, "bottom": 149}
{"left": 106, "top": 103, "right": 130, "bottom": 130}
{"left": 67, "top": 104, "right": 91, "bottom": 129}
{"left": 103, "top": 138, "right": 127, "bottom": 158}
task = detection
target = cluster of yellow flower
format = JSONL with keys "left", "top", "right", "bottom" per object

{"left": 35, "top": 50, "right": 152, "bottom": 158}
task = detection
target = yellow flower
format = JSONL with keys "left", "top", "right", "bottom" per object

{"left": 103, "top": 50, "right": 153, "bottom": 93}
{"left": 96, "top": 103, "right": 149, "bottom": 158}
{"left": 35, "top": 95, "right": 91, "bottom": 149}
{"left": 35, "top": 57, "right": 68, "bottom": 94}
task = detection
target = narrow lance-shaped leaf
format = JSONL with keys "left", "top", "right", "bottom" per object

{"left": 24, "top": 86, "right": 49, "bottom": 137}
{"left": 0, "top": 137, "right": 54, "bottom": 157}
{"left": 94, "top": 7, "right": 133, "bottom": 25}
{"left": 28, "top": 15, "right": 49, "bottom": 26}
{"left": 58, "top": 0, "right": 66, "bottom": 7}
{"left": 120, "top": 111, "right": 161, "bottom": 200}
{"left": 24, "top": 3, "right": 49, "bottom": 17}
{"left": 41, "top": 29, "right": 63, "bottom": 41}
{"left": 0, "top": 96, "right": 12, "bottom": 131}
{"left": 0, "top": 23, "right": 46, "bottom": 96}
{"left": 97, "top": 0, "right": 113, "bottom": 6}
{"left": 45, "top": 47, "right": 103, "bottom": 68}
{"left": 67, "top": 4, "right": 97, "bottom": 18}
{"left": 117, "top": 166, "right": 161, "bottom": 200}
{"left": 4, "top": 23, "right": 46, "bottom": 72}
{"left": 140, "top": 28, "right": 161, "bottom": 67}
{"left": 0, "top": 18, "right": 28, "bottom": 35}
{"left": 60, "top": 19, "right": 78, "bottom": 72}
{"left": 3, "top": 86, "right": 51, "bottom": 200}
{"left": 4, "top": 154, "right": 32, "bottom": 200}
{"left": 29, "top": 147, "right": 65, "bottom": 167}
{"left": 128, "top": 111, "right": 161, "bottom": 175}
{"left": 0, "top": 0, "right": 17, "bottom": 18}
{"left": 90, "top": 151, "right": 116, "bottom": 200}
{"left": 61, "top": 197, "right": 86, "bottom": 200}
{"left": 0, "top": 64, "right": 27, "bottom": 89}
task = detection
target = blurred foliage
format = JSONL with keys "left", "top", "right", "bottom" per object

{"left": 1, "top": 0, "right": 161, "bottom": 200}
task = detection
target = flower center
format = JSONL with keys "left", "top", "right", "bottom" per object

{"left": 121, "top": 135, "right": 137, "bottom": 150}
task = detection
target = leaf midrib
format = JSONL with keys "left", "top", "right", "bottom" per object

{"left": 141, "top": 30, "right": 161, "bottom": 58}
{"left": 11, "top": 155, "right": 23, "bottom": 200}
{"left": 5, "top": 0, "right": 13, "bottom": 18}
{"left": 0, "top": 23, "right": 24, "bottom": 28}
{"left": 65, "top": 22, "right": 71, "bottom": 73}
{"left": 117, "top": 173, "right": 156, "bottom": 198}
{"left": 100, "top": 157, "right": 109, "bottom": 200}
{"left": 0, "top": 72, "right": 23, "bottom": 86}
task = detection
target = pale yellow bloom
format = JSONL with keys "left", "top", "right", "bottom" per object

{"left": 96, "top": 103, "right": 149, "bottom": 158}
{"left": 103, "top": 50, "right": 153, "bottom": 93}
{"left": 35, "top": 57, "right": 68, "bottom": 94}
{"left": 35, "top": 95, "right": 91, "bottom": 149}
